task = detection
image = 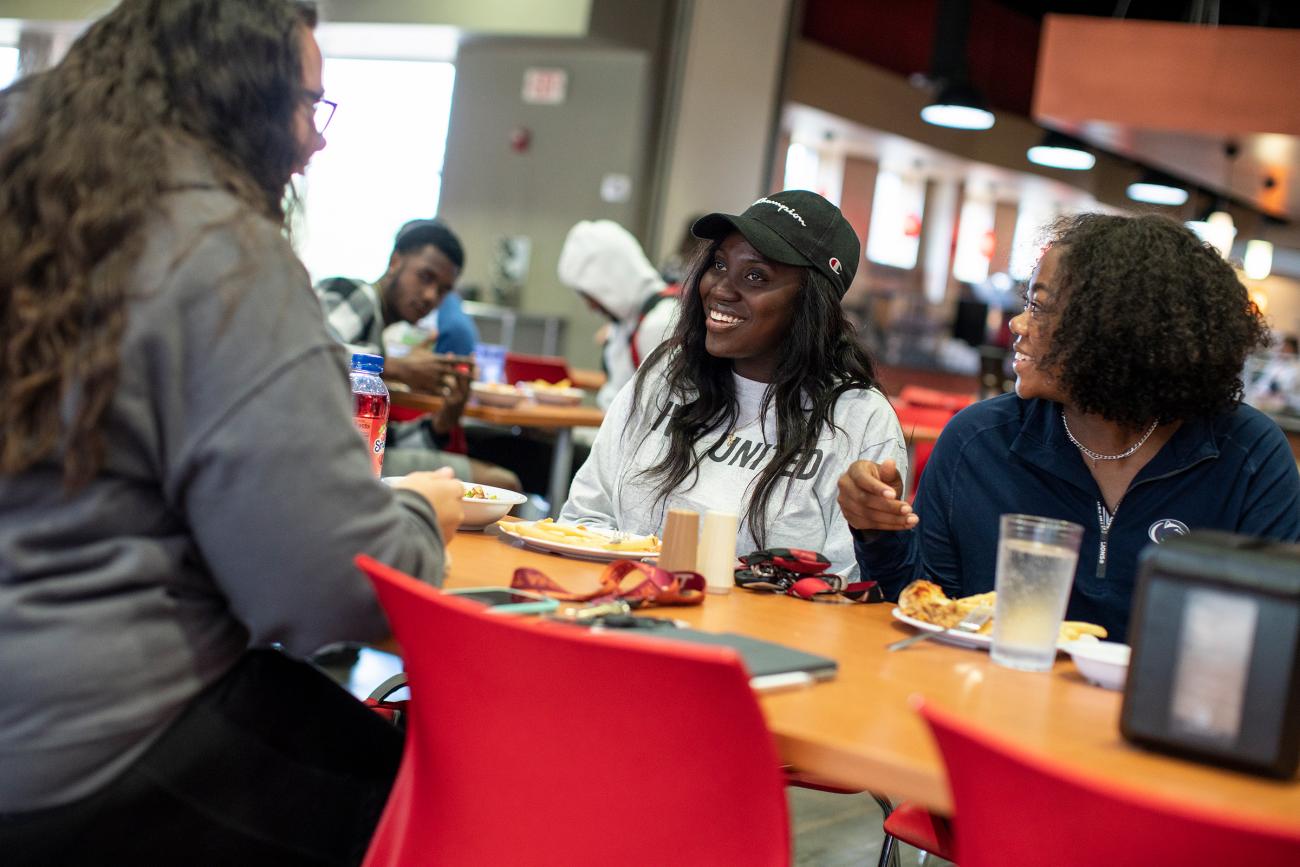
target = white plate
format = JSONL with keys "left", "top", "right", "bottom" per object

{"left": 891, "top": 608, "right": 992, "bottom": 649}
{"left": 496, "top": 521, "right": 659, "bottom": 562}
{"left": 891, "top": 608, "right": 1076, "bottom": 653}
{"left": 531, "top": 389, "right": 584, "bottom": 407}
{"left": 470, "top": 382, "right": 524, "bottom": 408}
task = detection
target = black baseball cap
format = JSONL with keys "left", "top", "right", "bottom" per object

{"left": 691, "top": 190, "right": 860, "bottom": 297}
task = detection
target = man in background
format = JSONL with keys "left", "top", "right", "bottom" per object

{"left": 315, "top": 219, "right": 520, "bottom": 490}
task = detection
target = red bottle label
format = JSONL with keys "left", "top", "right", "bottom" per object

{"left": 354, "top": 416, "right": 387, "bottom": 477}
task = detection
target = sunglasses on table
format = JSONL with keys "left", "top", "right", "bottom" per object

{"left": 733, "top": 548, "right": 884, "bottom": 603}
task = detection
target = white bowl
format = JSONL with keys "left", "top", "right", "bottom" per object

{"left": 470, "top": 382, "right": 524, "bottom": 409}
{"left": 459, "top": 482, "right": 528, "bottom": 529}
{"left": 529, "top": 385, "right": 584, "bottom": 407}
{"left": 1065, "top": 640, "right": 1131, "bottom": 690}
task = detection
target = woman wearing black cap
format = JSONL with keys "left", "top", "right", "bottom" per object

{"left": 561, "top": 191, "right": 905, "bottom": 577}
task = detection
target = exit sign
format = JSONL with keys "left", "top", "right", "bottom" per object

{"left": 522, "top": 67, "right": 568, "bottom": 105}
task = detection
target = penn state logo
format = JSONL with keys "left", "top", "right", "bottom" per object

{"left": 1148, "top": 519, "right": 1189, "bottom": 544}
{"left": 828, "top": 257, "right": 842, "bottom": 274}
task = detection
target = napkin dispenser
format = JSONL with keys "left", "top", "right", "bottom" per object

{"left": 1120, "top": 531, "right": 1300, "bottom": 779}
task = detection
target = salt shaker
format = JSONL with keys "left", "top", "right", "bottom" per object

{"left": 697, "top": 511, "right": 739, "bottom": 595}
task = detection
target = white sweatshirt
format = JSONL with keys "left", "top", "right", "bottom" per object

{"left": 561, "top": 362, "right": 907, "bottom": 577}
{"left": 557, "top": 220, "right": 678, "bottom": 409}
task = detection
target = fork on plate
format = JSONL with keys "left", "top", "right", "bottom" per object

{"left": 886, "top": 606, "right": 993, "bottom": 652}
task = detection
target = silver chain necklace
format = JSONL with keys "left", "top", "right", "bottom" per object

{"left": 1061, "top": 410, "right": 1159, "bottom": 467}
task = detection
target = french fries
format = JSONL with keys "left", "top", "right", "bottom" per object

{"left": 1060, "top": 621, "right": 1109, "bottom": 642}
{"left": 505, "top": 518, "right": 660, "bottom": 553}
{"left": 530, "top": 378, "right": 573, "bottom": 390}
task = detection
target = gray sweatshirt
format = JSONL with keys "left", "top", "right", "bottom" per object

{"left": 0, "top": 156, "right": 447, "bottom": 811}
{"left": 561, "top": 360, "right": 906, "bottom": 577}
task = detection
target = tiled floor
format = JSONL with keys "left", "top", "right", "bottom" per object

{"left": 328, "top": 649, "right": 952, "bottom": 867}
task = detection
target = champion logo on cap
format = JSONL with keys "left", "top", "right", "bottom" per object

{"left": 828, "top": 257, "right": 842, "bottom": 274}
{"left": 751, "top": 197, "right": 808, "bottom": 227}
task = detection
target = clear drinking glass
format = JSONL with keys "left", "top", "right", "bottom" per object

{"left": 990, "top": 514, "right": 1084, "bottom": 672}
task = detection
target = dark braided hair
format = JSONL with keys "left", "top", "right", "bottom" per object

{"left": 0, "top": 0, "right": 317, "bottom": 486}
{"left": 1037, "top": 212, "right": 1268, "bottom": 427}
{"left": 634, "top": 238, "right": 881, "bottom": 547}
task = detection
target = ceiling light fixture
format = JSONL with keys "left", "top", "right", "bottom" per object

{"left": 919, "top": 0, "right": 994, "bottom": 131}
{"left": 1127, "top": 170, "right": 1189, "bottom": 206}
{"left": 1244, "top": 239, "right": 1274, "bottom": 280}
{"left": 1026, "top": 130, "right": 1095, "bottom": 171}
{"left": 922, "top": 83, "right": 996, "bottom": 130}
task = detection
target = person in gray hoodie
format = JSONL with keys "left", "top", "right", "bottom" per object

{"left": 558, "top": 219, "right": 679, "bottom": 409}
{"left": 0, "top": 2, "right": 461, "bottom": 862}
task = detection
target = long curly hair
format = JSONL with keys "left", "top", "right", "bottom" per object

{"left": 0, "top": 0, "right": 317, "bottom": 487}
{"left": 634, "top": 240, "right": 881, "bottom": 547}
{"left": 1038, "top": 213, "right": 1269, "bottom": 427}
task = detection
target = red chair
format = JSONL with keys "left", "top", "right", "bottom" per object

{"left": 356, "top": 555, "right": 792, "bottom": 867}
{"left": 915, "top": 697, "right": 1300, "bottom": 867}
{"left": 891, "top": 401, "right": 955, "bottom": 502}
{"left": 898, "top": 386, "right": 976, "bottom": 414}
{"left": 503, "top": 352, "right": 571, "bottom": 385}
{"left": 891, "top": 400, "right": 956, "bottom": 433}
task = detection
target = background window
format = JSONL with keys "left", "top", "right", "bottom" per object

{"left": 0, "top": 46, "right": 19, "bottom": 90}
{"left": 296, "top": 58, "right": 455, "bottom": 283}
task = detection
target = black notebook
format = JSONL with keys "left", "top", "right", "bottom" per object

{"left": 631, "top": 628, "right": 838, "bottom": 690}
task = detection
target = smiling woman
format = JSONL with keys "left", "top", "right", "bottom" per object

{"left": 843, "top": 213, "right": 1300, "bottom": 642}
{"left": 561, "top": 190, "right": 906, "bottom": 577}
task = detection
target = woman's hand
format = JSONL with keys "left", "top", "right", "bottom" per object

{"left": 837, "top": 459, "right": 918, "bottom": 532}
{"left": 392, "top": 467, "right": 464, "bottom": 540}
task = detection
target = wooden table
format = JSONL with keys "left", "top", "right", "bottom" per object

{"left": 391, "top": 390, "right": 604, "bottom": 517}
{"left": 567, "top": 367, "right": 607, "bottom": 392}
{"left": 443, "top": 526, "right": 1300, "bottom": 828}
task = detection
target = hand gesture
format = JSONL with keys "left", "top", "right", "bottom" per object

{"left": 392, "top": 466, "right": 464, "bottom": 540}
{"left": 837, "top": 459, "right": 917, "bottom": 532}
{"left": 386, "top": 352, "right": 473, "bottom": 397}
{"left": 431, "top": 365, "right": 471, "bottom": 434}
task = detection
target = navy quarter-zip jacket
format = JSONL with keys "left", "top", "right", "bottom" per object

{"left": 853, "top": 393, "right": 1300, "bottom": 641}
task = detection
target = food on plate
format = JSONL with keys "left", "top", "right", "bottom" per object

{"left": 529, "top": 378, "right": 574, "bottom": 391}
{"left": 898, "top": 579, "right": 1106, "bottom": 641}
{"left": 601, "top": 535, "right": 661, "bottom": 553}
{"left": 473, "top": 382, "right": 520, "bottom": 394}
{"left": 1059, "top": 621, "right": 1108, "bottom": 642}
{"left": 899, "top": 579, "right": 968, "bottom": 628}
{"left": 463, "top": 485, "right": 498, "bottom": 501}
{"left": 505, "top": 518, "right": 660, "bottom": 553}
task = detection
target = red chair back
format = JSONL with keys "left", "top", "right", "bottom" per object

{"left": 891, "top": 400, "right": 957, "bottom": 433}
{"left": 357, "top": 556, "right": 791, "bottom": 867}
{"left": 503, "top": 353, "right": 571, "bottom": 385}
{"left": 891, "top": 401, "right": 955, "bottom": 501}
{"left": 898, "top": 385, "right": 976, "bottom": 414}
{"left": 917, "top": 698, "right": 1300, "bottom": 867}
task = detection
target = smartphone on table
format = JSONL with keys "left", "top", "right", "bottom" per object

{"left": 444, "top": 586, "right": 558, "bottom": 615}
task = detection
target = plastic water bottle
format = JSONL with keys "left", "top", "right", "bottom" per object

{"left": 350, "top": 353, "right": 389, "bottom": 477}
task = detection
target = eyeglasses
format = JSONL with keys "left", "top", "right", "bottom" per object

{"left": 313, "top": 98, "right": 337, "bottom": 133}
{"left": 303, "top": 90, "right": 337, "bottom": 133}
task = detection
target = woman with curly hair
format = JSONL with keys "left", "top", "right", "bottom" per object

{"left": 561, "top": 191, "right": 906, "bottom": 577}
{"left": 0, "top": 1, "right": 463, "bottom": 861}
{"left": 841, "top": 213, "right": 1300, "bottom": 640}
